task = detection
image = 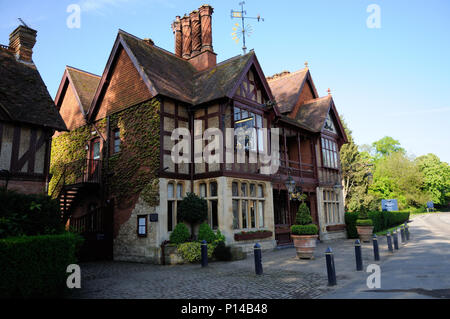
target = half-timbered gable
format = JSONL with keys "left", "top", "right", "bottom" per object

{"left": 0, "top": 25, "right": 67, "bottom": 194}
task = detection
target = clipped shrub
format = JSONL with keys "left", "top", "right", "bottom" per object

{"left": 291, "top": 224, "right": 318, "bottom": 235}
{"left": 177, "top": 193, "right": 207, "bottom": 237}
{"left": 291, "top": 202, "right": 318, "bottom": 235}
{"left": 346, "top": 210, "right": 410, "bottom": 238}
{"left": 198, "top": 222, "right": 216, "bottom": 243}
{"left": 383, "top": 211, "right": 410, "bottom": 228}
{"left": 0, "top": 232, "right": 83, "bottom": 298}
{"left": 295, "top": 202, "right": 313, "bottom": 225}
{"left": 356, "top": 219, "right": 374, "bottom": 226}
{"left": 177, "top": 241, "right": 214, "bottom": 263}
{"left": 213, "top": 241, "right": 232, "bottom": 261}
{"left": 345, "top": 212, "right": 359, "bottom": 238}
{"left": 169, "top": 223, "right": 190, "bottom": 244}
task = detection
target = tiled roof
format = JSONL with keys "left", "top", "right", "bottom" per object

{"left": 119, "top": 30, "right": 197, "bottom": 103}
{"left": 66, "top": 66, "right": 100, "bottom": 112}
{"left": 267, "top": 69, "right": 308, "bottom": 113}
{"left": 0, "top": 48, "right": 67, "bottom": 131}
{"left": 119, "top": 30, "right": 254, "bottom": 105}
{"left": 193, "top": 52, "right": 254, "bottom": 105}
{"left": 294, "top": 96, "right": 332, "bottom": 132}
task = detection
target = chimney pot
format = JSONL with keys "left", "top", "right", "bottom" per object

{"left": 9, "top": 25, "right": 37, "bottom": 62}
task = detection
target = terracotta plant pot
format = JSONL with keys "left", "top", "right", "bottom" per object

{"left": 356, "top": 225, "right": 374, "bottom": 243}
{"left": 291, "top": 234, "right": 318, "bottom": 259}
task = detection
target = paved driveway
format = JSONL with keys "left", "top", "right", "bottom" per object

{"left": 320, "top": 212, "right": 450, "bottom": 299}
{"left": 69, "top": 213, "right": 450, "bottom": 299}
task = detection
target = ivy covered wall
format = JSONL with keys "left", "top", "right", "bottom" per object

{"left": 108, "top": 99, "right": 160, "bottom": 205}
{"left": 49, "top": 98, "right": 160, "bottom": 206}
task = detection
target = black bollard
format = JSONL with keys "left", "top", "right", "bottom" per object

{"left": 400, "top": 226, "right": 406, "bottom": 243}
{"left": 201, "top": 240, "right": 208, "bottom": 267}
{"left": 405, "top": 223, "right": 410, "bottom": 241}
{"left": 387, "top": 232, "right": 394, "bottom": 253}
{"left": 355, "top": 239, "right": 363, "bottom": 271}
{"left": 372, "top": 234, "right": 380, "bottom": 261}
{"left": 393, "top": 230, "right": 399, "bottom": 250}
{"left": 254, "top": 243, "right": 263, "bottom": 275}
{"left": 325, "top": 247, "right": 337, "bottom": 286}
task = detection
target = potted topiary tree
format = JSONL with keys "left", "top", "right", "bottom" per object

{"left": 356, "top": 210, "right": 373, "bottom": 242}
{"left": 290, "top": 202, "right": 319, "bottom": 259}
{"left": 177, "top": 192, "right": 208, "bottom": 240}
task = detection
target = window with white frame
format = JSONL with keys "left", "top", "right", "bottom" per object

{"left": 231, "top": 181, "right": 265, "bottom": 230}
{"left": 137, "top": 216, "right": 147, "bottom": 237}
{"left": 323, "top": 189, "right": 340, "bottom": 224}
{"left": 167, "top": 182, "right": 184, "bottom": 232}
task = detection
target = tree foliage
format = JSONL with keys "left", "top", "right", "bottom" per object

{"left": 415, "top": 153, "right": 450, "bottom": 206}
{"left": 339, "top": 118, "right": 377, "bottom": 212}
{"left": 177, "top": 192, "right": 208, "bottom": 237}
{"left": 372, "top": 136, "right": 405, "bottom": 159}
{"left": 340, "top": 119, "right": 449, "bottom": 211}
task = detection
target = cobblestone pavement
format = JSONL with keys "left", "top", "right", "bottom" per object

{"left": 69, "top": 234, "right": 396, "bottom": 299}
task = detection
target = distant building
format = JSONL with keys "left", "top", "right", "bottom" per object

{"left": 0, "top": 25, "right": 67, "bottom": 194}
{"left": 53, "top": 5, "right": 348, "bottom": 263}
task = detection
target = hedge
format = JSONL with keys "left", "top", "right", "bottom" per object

{"left": 0, "top": 187, "right": 63, "bottom": 239}
{"left": 345, "top": 211, "right": 410, "bottom": 238}
{"left": 0, "top": 232, "right": 84, "bottom": 298}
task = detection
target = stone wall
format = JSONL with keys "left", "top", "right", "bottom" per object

{"left": 316, "top": 186, "right": 347, "bottom": 241}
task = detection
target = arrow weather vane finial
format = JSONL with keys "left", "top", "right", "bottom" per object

{"left": 230, "top": 1, "right": 264, "bottom": 54}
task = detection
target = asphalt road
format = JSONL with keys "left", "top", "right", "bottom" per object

{"left": 320, "top": 212, "right": 450, "bottom": 299}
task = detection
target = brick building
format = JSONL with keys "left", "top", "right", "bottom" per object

{"left": 0, "top": 25, "right": 67, "bottom": 195}
{"left": 52, "top": 5, "right": 348, "bottom": 263}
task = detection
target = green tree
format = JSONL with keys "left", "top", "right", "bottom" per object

{"left": 372, "top": 136, "right": 405, "bottom": 159}
{"left": 339, "top": 118, "right": 375, "bottom": 211}
{"left": 415, "top": 153, "right": 450, "bottom": 206}
{"left": 177, "top": 192, "right": 208, "bottom": 238}
{"left": 369, "top": 152, "right": 428, "bottom": 209}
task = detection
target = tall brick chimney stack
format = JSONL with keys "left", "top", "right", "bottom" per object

{"left": 172, "top": 5, "right": 217, "bottom": 72}
{"left": 172, "top": 16, "right": 182, "bottom": 57}
{"left": 199, "top": 5, "right": 213, "bottom": 52}
{"left": 189, "top": 10, "right": 201, "bottom": 56}
{"left": 181, "top": 15, "right": 192, "bottom": 59}
{"left": 9, "top": 25, "right": 37, "bottom": 62}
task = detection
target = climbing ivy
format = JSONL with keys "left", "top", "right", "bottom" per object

{"left": 49, "top": 98, "right": 160, "bottom": 207}
{"left": 108, "top": 99, "right": 160, "bottom": 205}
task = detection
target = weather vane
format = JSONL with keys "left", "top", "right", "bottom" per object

{"left": 230, "top": 1, "right": 264, "bottom": 54}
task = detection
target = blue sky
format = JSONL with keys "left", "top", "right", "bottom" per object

{"left": 1, "top": 0, "right": 449, "bottom": 163}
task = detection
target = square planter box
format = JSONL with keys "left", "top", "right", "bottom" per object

{"left": 234, "top": 231, "right": 273, "bottom": 241}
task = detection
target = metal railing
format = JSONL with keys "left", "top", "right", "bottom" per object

{"left": 50, "top": 159, "right": 102, "bottom": 198}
